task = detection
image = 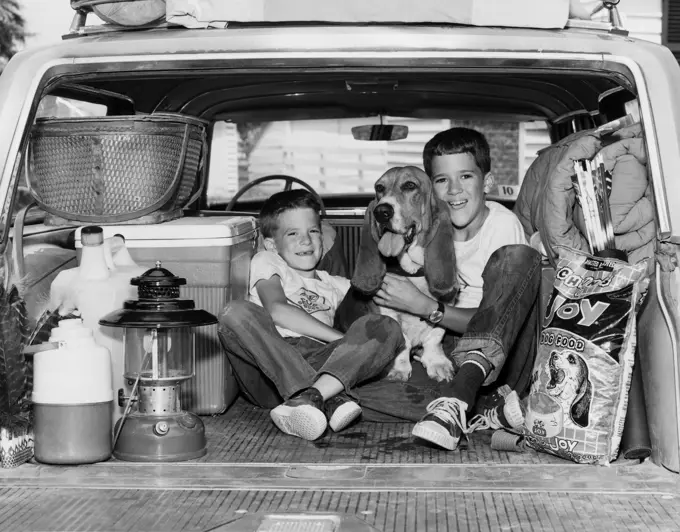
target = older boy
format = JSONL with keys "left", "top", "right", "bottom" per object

{"left": 368, "top": 127, "right": 541, "bottom": 450}
{"left": 218, "top": 190, "right": 405, "bottom": 442}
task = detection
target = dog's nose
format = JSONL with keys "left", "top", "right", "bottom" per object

{"left": 373, "top": 203, "right": 394, "bottom": 223}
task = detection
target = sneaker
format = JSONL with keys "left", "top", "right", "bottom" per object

{"left": 473, "top": 384, "right": 513, "bottom": 416}
{"left": 412, "top": 397, "right": 468, "bottom": 451}
{"left": 468, "top": 389, "right": 525, "bottom": 433}
{"left": 324, "top": 393, "right": 362, "bottom": 432}
{"left": 468, "top": 384, "right": 511, "bottom": 423}
{"left": 270, "top": 388, "right": 327, "bottom": 441}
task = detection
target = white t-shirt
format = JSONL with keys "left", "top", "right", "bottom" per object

{"left": 454, "top": 201, "right": 528, "bottom": 309}
{"left": 249, "top": 250, "right": 351, "bottom": 338}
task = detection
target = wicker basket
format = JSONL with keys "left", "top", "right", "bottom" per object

{"left": 27, "top": 113, "right": 208, "bottom": 224}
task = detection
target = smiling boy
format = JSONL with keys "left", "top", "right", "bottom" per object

{"left": 218, "top": 190, "right": 405, "bottom": 442}
{"left": 371, "top": 127, "right": 542, "bottom": 450}
{"left": 428, "top": 131, "right": 527, "bottom": 311}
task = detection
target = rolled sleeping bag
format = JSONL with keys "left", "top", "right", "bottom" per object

{"left": 514, "top": 123, "right": 656, "bottom": 275}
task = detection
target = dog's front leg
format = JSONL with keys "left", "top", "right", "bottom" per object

{"left": 386, "top": 339, "right": 413, "bottom": 382}
{"left": 418, "top": 327, "right": 454, "bottom": 382}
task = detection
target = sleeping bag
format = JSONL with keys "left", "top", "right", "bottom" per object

{"left": 514, "top": 123, "right": 655, "bottom": 271}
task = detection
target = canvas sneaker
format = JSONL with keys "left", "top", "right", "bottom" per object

{"left": 270, "top": 388, "right": 327, "bottom": 441}
{"left": 474, "top": 384, "right": 513, "bottom": 413}
{"left": 412, "top": 397, "right": 469, "bottom": 451}
{"left": 324, "top": 393, "right": 362, "bottom": 432}
{"left": 468, "top": 388, "right": 525, "bottom": 433}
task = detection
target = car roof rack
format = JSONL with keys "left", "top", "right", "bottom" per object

{"left": 66, "top": 0, "right": 170, "bottom": 38}
{"left": 65, "top": 0, "right": 629, "bottom": 39}
{"left": 566, "top": 0, "right": 628, "bottom": 36}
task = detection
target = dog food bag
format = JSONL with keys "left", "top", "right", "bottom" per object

{"left": 524, "top": 247, "right": 649, "bottom": 465}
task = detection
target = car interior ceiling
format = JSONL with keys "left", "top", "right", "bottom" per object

{"left": 17, "top": 68, "right": 637, "bottom": 239}
{"left": 68, "top": 70, "right": 623, "bottom": 122}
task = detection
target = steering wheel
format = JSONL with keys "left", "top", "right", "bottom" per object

{"left": 225, "top": 174, "right": 326, "bottom": 215}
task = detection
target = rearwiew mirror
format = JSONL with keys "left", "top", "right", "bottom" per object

{"left": 351, "top": 124, "right": 408, "bottom": 141}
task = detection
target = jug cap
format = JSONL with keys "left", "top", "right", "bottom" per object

{"left": 49, "top": 318, "right": 94, "bottom": 342}
{"left": 81, "top": 226, "right": 104, "bottom": 246}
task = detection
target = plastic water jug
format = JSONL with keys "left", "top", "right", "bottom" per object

{"left": 49, "top": 226, "right": 145, "bottom": 429}
{"left": 33, "top": 318, "right": 114, "bottom": 464}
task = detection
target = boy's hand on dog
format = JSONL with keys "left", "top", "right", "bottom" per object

{"left": 373, "top": 273, "right": 434, "bottom": 317}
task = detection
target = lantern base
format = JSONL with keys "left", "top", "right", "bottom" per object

{"left": 113, "top": 411, "right": 206, "bottom": 462}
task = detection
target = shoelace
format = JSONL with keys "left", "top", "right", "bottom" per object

{"left": 467, "top": 385, "right": 513, "bottom": 433}
{"left": 425, "top": 397, "right": 469, "bottom": 434}
{"left": 468, "top": 407, "right": 502, "bottom": 432}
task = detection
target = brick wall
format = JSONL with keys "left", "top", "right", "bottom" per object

{"left": 451, "top": 120, "right": 520, "bottom": 193}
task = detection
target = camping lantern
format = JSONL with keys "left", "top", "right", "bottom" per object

{"left": 99, "top": 262, "right": 217, "bottom": 462}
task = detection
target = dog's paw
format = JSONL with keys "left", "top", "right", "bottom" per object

{"left": 423, "top": 356, "right": 455, "bottom": 382}
{"left": 386, "top": 358, "right": 412, "bottom": 382}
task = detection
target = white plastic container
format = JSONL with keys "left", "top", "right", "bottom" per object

{"left": 75, "top": 215, "right": 257, "bottom": 414}
{"left": 50, "top": 226, "right": 144, "bottom": 429}
{"left": 33, "top": 319, "right": 113, "bottom": 464}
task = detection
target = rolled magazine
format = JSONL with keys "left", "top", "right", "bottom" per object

{"left": 572, "top": 153, "right": 615, "bottom": 254}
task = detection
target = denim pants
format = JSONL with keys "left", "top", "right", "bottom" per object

{"left": 342, "top": 244, "right": 542, "bottom": 422}
{"left": 217, "top": 301, "right": 405, "bottom": 409}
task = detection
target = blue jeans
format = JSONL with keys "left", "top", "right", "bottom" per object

{"left": 217, "top": 301, "right": 405, "bottom": 408}
{"left": 337, "top": 244, "right": 542, "bottom": 422}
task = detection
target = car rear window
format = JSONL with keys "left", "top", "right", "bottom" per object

{"left": 206, "top": 117, "right": 550, "bottom": 205}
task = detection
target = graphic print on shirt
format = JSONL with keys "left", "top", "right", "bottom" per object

{"left": 289, "top": 287, "right": 332, "bottom": 314}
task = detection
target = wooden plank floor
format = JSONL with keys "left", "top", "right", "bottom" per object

{"left": 198, "top": 398, "right": 565, "bottom": 465}
{"left": 1, "top": 399, "right": 679, "bottom": 531}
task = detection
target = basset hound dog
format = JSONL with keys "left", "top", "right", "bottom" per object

{"left": 352, "top": 166, "right": 458, "bottom": 382}
{"left": 546, "top": 349, "right": 593, "bottom": 429}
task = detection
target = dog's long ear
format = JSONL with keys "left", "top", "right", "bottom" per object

{"left": 571, "top": 362, "right": 592, "bottom": 428}
{"left": 351, "top": 200, "right": 386, "bottom": 295}
{"left": 421, "top": 172, "right": 439, "bottom": 238}
{"left": 422, "top": 196, "right": 458, "bottom": 302}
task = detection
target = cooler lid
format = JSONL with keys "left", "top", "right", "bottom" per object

{"left": 75, "top": 216, "right": 257, "bottom": 244}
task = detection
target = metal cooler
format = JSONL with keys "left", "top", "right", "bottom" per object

{"left": 75, "top": 215, "right": 258, "bottom": 414}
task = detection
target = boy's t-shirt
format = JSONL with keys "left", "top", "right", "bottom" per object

{"left": 249, "top": 250, "right": 351, "bottom": 338}
{"left": 454, "top": 201, "right": 527, "bottom": 309}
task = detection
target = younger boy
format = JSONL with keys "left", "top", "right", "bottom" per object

{"left": 218, "top": 190, "right": 405, "bottom": 441}
{"left": 369, "top": 127, "right": 541, "bottom": 450}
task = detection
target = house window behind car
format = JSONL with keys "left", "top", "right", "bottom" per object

{"left": 206, "top": 117, "right": 550, "bottom": 206}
